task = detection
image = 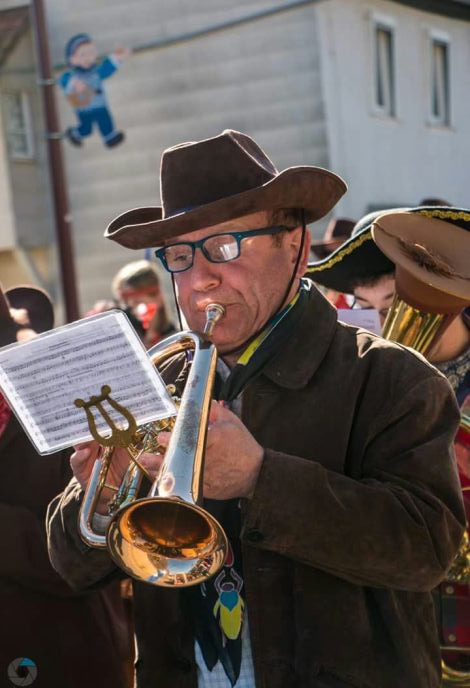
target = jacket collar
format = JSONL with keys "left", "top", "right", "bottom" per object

{"left": 262, "top": 282, "right": 338, "bottom": 390}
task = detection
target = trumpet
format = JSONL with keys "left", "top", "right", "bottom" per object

{"left": 78, "top": 304, "right": 228, "bottom": 587}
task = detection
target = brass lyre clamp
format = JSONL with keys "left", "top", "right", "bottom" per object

{"left": 76, "top": 385, "right": 155, "bottom": 549}
{"left": 74, "top": 384, "right": 138, "bottom": 449}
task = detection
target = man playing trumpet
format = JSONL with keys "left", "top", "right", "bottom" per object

{"left": 48, "top": 130, "right": 465, "bottom": 688}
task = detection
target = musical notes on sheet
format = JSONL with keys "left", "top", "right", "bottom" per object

{"left": 0, "top": 310, "right": 176, "bottom": 454}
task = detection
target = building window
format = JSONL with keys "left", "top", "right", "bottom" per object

{"left": 2, "top": 91, "right": 34, "bottom": 160}
{"left": 374, "top": 23, "right": 395, "bottom": 116}
{"left": 430, "top": 38, "right": 450, "bottom": 125}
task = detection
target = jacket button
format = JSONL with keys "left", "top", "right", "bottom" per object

{"left": 445, "top": 585, "right": 455, "bottom": 595}
{"left": 246, "top": 529, "right": 264, "bottom": 543}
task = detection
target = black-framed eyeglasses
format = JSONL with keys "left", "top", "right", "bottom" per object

{"left": 154, "top": 225, "right": 286, "bottom": 274}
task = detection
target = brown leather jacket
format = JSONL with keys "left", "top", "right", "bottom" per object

{"left": 47, "top": 286, "right": 465, "bottom": 688}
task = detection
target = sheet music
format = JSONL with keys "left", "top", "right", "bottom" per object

{"left": 337, "top": 308, "right": 382, "bottom": 335}
{"left": 0, "top": 310, "right": 176, "bottom": 454}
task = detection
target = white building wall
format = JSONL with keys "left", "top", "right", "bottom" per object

{"left": 315, "top": 0, "right": 470, "bottom": 220}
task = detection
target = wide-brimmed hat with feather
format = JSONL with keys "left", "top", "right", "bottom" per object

{"left": 105, "top": 129, "right": 347, "bottom": 249}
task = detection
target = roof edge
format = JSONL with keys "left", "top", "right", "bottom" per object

{"left": 390, "top": 0, "right": 470, "bottom": 21}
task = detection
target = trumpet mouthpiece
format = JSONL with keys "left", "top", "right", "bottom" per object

{"left": 203, "top": 303, "right": 225, "bottom": 337}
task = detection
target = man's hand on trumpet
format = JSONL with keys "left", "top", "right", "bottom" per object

{"left": 157, "top": 400, "right": 264, "bottom": 500}
{"left": 70, "top": 399, "right": 263, "bottom": 513}
{"left": 71, "top": 442, "right": 164, "bottom": 515}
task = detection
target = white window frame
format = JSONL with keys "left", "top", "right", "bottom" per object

{"left": 370, "top": 14, "right": 397, "bottom": 118}
{"left": 428, "top": 30, "right": 451, "bottom": 127}
{"left": 2, "top": 90, "right": 35, "bottom": 161}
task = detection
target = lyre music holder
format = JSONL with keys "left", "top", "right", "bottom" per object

{"left": 74, "top": 384, "right": 137, "bottom": 448}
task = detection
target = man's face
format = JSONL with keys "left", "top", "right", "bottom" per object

{"left": 170, "top": 211, "right": 309, "bottom": 354}
{"left": 118, "top": 285, "right": 162, "bottom": 331}
{"left": 353, "top": 275, "right": 396, "bottom": 326}
{"left": 70, "top": 42, "right": 98, "bottom": 69}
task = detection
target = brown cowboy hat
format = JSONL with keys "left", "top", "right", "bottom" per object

{"left": 105, "top": 129, "right": 347, "bottom": 249}
{"left": 0, "top": 284, "right": 54, "bottom": 347}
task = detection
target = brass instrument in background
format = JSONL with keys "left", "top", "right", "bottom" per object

{"left": 78, "top": 304, "right": 228, "bottom": 587}
{"left": 381, "top": 293, "right": 455, "bottom": 357}
{"left": 440, "top": 665, "right": 470, "bottom": 687}
{"left": 372, "top": 211, "right": 470, "bottom": 686}
{"left": 372, "top": 213, "right": 470, "bottom": 357}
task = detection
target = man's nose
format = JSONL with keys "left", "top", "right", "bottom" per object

{"left": 189, "top": 248, "right": 222, "bottom": 292}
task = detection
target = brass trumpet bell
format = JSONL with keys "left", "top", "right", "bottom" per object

{"left": 107, "top": 499, "right": 228, "bottom": 586}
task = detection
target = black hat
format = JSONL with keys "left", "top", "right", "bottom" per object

{"left": 305, "top": 209, "right": 399, "bottom": 293}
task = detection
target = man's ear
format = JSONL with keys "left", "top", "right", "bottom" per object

{"left": 288, "top": 226, "right": 311, "bottom": 276}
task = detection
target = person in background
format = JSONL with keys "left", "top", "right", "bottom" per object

{"left": 310, "top": 217, "right": 355, "bottom": 309}
{"left": 419, "top": 197, "right": 451, "bottom": 206}
{"left": 307, "top": 206, "right": 470, "bottom": 370}
{"left": 310, "top": 217, "right": 355, "bottom": 261}
{"left": 308, "top": 206, "right": 470, "bottom": 676}
{"left": 112, "top": 259, "right": 176, "bottom": 347}
{"left": 85, "top": 296, "right": 146, "bottom": 340}
{"left": 308, "top": 210, "right": 396, "bottom": 325}
{"left": 0, "top": 284, "right": 133, "bottom": 688}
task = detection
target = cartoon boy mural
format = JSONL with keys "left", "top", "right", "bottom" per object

{"left": 60, "top": 34, "right": 130, "bottom": 148}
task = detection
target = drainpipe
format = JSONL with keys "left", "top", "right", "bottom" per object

{"left": 30, "top": 0, "right": 80, "bottom": 322}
